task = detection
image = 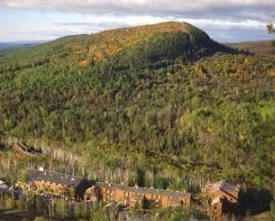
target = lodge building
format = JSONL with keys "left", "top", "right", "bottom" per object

{"left": 27, "top": 169, "right": 91, "bottom": 200}
{"left": 84, "top": 182, "right": 191, "bottom": 208}
{"left": 21, "top": 169, "right": 191, "bottom": 209}
{"left": 203, "top": 180, "right": 240, "bottom": 220}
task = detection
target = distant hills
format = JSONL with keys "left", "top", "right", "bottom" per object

{"left": 227, "top": 40, "right": 275, "bottom": 55}
{"left": 0, "top": 42, "right": 29, "bottom": 49}
{"left": 0, "top": 41, "right": 45, "bottom": 56}
{"left": 0, "top": 41, "right": 45, "bottom": 49}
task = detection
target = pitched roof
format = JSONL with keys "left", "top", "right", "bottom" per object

{"left": 204, "top": 180, "right": 239, "bottom": 199}
{"left": 28, "top": 169, "right": 84, "bottom": 188}
{"left": 96, "top": 182, "right": 191, "bottom": 199}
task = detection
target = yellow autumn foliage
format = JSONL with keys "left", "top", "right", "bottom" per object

{"left": 88, "top": 22, "right": 193, "bottom": 61}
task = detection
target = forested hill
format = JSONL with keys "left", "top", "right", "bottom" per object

{"left": 0, "top": 22, "right": 275, "bottom": 192}
{"left": 0, "top": 22, "right": 234, "bottom": 72}
{"left": 227, "top": 40, "right": 275, "bottom": 55}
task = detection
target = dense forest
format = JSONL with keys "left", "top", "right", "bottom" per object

{"left": 0, "top": 22, "right": 274, "bottom": 198}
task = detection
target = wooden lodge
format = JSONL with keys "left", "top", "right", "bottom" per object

{"left": 19, "top": 169, "right": 191, "bottom": 209}
{"left": 204, "top": 180, "right": 240, "bottom": 220}
{"left": 85, "top": 182, "right": 191, "bottom": 208}
{"left": 28, "top": 169, "right": 91, "bottom": 200}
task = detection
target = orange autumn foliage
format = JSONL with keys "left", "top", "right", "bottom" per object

{"left": 80, "top": 60, "right": 88, "bottom": 67}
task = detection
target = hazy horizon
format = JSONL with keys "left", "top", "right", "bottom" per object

{"left": 0, "top": 25, "right": 274, "bottom": 44}
{"left": 1, "top": 0, "right": 275, "bottom": 43}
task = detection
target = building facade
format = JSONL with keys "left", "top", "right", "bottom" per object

{"left": 85, "top": 182, "right": 191, "bottom": 208}
{"left": 204, "top": 180, "right": 240, "bottom": 220}
{"left": 20, "top": 169, "right": 191, "bottom": 209}
{"left": 28, "top": 169, "right": 91, "bottom": 200}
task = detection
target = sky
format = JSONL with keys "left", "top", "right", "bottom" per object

{"left": 1, "top": 0, "right": 275, "bottom": 43}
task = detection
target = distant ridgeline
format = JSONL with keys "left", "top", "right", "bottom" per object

{"left": 0, "top": 22, "right": 236, "bottom": 72}
{"left": 227, "top": 40, "right": 275, "bottom": 55}
{"left": 0, "top": 22, "right": 274, "bottom": 195}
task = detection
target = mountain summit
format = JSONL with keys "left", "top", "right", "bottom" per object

{"left": 85, "top": 21, "right": 233, "bottom": 63}
{"left": 1, "top": 22, "right": 235, "bottom": 72}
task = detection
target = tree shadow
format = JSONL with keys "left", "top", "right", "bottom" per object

{"left": 237, "top": 188, "right": 273, "bottom": 217}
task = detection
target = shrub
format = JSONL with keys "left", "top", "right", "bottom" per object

{"left": 153, "top": 177, "right": 169, "bottom": 189}
{"left": 90, "top": 208, "right": 110, "bottom": 221}
{"left": 5, "top": 198, "right": 16, "bottom": 209}
{"left": 17, "top": 171, "right": 30, "bottom": 183}
{"left": 34, "top": 217, "right": 46, "bottom": 221}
